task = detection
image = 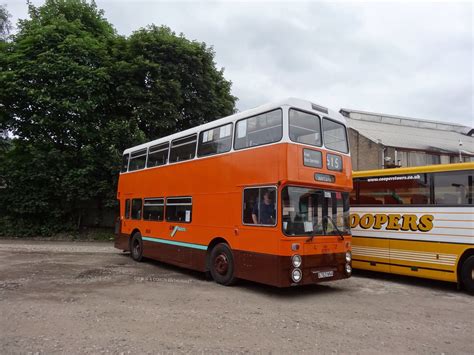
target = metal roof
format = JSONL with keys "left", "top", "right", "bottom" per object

{"left": 341, "top": 109, "right": 474, "bottom": 155}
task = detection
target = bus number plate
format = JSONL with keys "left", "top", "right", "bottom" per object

{"left": 317, "top": 271, "right": 334, "bottom": 279}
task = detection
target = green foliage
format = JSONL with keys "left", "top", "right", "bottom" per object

{"left": 114, "top": 25, "right": 236, "bottom": 138}
{"left": 0, "top": 0, "right": 236, "bottom": 236}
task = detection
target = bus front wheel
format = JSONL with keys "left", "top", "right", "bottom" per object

{"left": 210, "top": 243, "right": 236, "bottom": 286}
{"left": 130, "top": 232, "right": 144, "bottom": 262}
{"left": 461, "top": 255, "right": 474, "bottom": 294}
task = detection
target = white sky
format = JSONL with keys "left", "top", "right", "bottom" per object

{"left": 4, "top": 0, "right": 474, "bottom": 126}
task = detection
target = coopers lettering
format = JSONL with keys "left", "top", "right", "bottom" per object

{"left": 350, "top": 213, "right": 434, "bottom": 232}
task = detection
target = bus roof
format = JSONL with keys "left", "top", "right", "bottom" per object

{"left": 123, "top": 98, "right": 346, "bottom": 155}
{"left": 353, "top": 162, "right": 474, "bottom": 178}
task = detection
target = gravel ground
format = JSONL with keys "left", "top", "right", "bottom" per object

{"left": 0, "top": 239, "right": 472, "bottom": 354}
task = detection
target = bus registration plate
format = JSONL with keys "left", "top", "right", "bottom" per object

{"left": 317, "top": 270, "right": 334, "bottom": 279}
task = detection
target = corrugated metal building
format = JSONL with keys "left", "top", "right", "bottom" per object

{"left": 340, "top": 109, "right": 474, "bottom": 171}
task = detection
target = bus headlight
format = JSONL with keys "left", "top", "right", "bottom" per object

{"left": 345, "top": 263, "right": 352, "bottom": 274}
{"left": 292, "top": 254, "right": 302, "bottom": 268}
{"left": 291, "top": 268, "right": 302, "bottom": 283}
{"left": 345, "top": 251, "right": 352, "bottom": 263}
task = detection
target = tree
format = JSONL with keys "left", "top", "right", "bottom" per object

{"left": 0, "top": 4, "right": 12, "bottom": 41}
{"left": 113, "top": 25, "right": 236, "bottom": 139}
{"left": 0, "top": 0, "right": 236, "bottom": 236}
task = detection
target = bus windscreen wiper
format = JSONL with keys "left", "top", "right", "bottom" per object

{"left": 306, "top": 216, "right": 345, "bottom": 242}
{"left": 324, "top": 215, "right": 345, "bottom": 241}
{"left": 306, "top": 221, "right": 318, "bottom": 242}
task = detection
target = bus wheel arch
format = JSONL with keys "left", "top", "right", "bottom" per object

{"left": 130, "top": 229, "right": 144, "bottom": 262}
{"left": 206, "top": 237, "right": 230, "bottom": 268}
{"left": 206, "top": 238, "right": 236, "bottom": 286}
{"left": 457, "top": 249, "right": 474, "bottom": 293}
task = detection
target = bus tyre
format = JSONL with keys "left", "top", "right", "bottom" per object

{"left": 130, "top": 233, "right": 144, "bottom": 262}
{"left": 210, "top": 243, "right": 236, "bottom": 286}
{"left": 461, "top": 255, "right": 474, "bottom": 294}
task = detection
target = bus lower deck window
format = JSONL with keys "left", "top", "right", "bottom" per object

{"left": 243, "top": 187, "right": 277, "bottom": 226}
{"left": 166, "top": 197, "right": 192, "bottom": 223}
{"left": 131, "top": 199, "right": 142, "bottom": 220}
{"left": 124, "top": 199, "right": 130, "bottom": 219}
{"left": 143, "top": 198, "right": 164, "bottom": 221}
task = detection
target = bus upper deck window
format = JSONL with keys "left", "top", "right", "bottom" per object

{"left": 289, "top": 109, "right": 322, "bottom": 147}
{"left": 121, "top": 154, "right": 129, "bottom": 172}
{"left": 147, "top": 143, "right": 169, "bottom": 168}
{"left": 322, "top": 118, "right": 348, "bottom": 153}
{"left": 169, "top": 135, "right": 197, "bottom": 163}
{"left": 234, "top": 109, "right": 283, "bottom": 150}
{"left": 198, "top": 123, "right": 233, "bottom": 157}
{"left": 129, "top": 149, "right": 147, "bottom": 171}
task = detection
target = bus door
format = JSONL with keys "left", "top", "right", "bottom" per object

{"left": 237, "top": 186, "right": 280, "bottom": 283}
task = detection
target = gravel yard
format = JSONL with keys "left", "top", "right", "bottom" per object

{"left": 0, "top": 240, "right": 472, "bottom": 354}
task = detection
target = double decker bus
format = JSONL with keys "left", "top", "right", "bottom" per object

{"left": 115, "top": 98, "right": 353, "bottom": 287}
{"left": 350, "top": 163, "right": 474, "bottom": 292}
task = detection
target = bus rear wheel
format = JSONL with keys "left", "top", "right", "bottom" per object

{"left": 130, "top": 232, "right": 144, "bottom": 262}
{"left": 210, "top": 243, "right": 236, "bottom": 286}
{"left": 461, "top": 255, "right": 474, "bottom": 294}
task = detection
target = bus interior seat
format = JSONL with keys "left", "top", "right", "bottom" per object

{"left": 359, "top": 196, "right": 383, "bottom": 204}
{"left": 411, "top": 195, "right": 428, "bottom": 204}
{"left": 384, "top": 196, "right": 401, "bottom": 204}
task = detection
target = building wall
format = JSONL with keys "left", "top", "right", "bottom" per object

{"left": 348, "top": 129, "right": 383, "bottom": 171}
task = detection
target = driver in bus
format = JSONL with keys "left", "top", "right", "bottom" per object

{"left": 252, "top": 190, "right": 275, "bottom": 225}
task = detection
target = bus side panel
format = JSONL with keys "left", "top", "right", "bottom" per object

{"left": 233, "top": 250, "right": 281, "bottom": 287}
{"left": 351, "top": 205, "right": 474, "bottom": 284}
{"left": 389, "top": 239, "right": 456, "bottom": 282}
{"left": 115, "top": 232, "right": 130, "bottom": 251}
{"left": 352, "top": 236, "right": 390, "bottom": 273}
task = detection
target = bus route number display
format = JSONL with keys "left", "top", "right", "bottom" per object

{"left": 303, "top": 149, "right": 322, "bottom": 168}
{"left": 326, "top": 153, "right": 343, "bottom": 171}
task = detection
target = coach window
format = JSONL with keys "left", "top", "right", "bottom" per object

{"left": 198, "top": 123, "right": 233, "bottom": 157}
{"left": 131, "top": 198, "right": 143, "bottom": 220}
{"left": 125, "top": 199, "right": 131, "bottom": 219}
{"left": 147, "top": 142, "right": 169, "bottom": 168}
{"left": 129, "top": 149, "right": 147, "bottom": 171}
{"left": 169, "top": 134, "right": 197, "bottom": 163}
{"left": 289, "top": 109, "right": 322, "bottom": 147}
{"left": 243, "top": 187, "right": 277, "bottom": 226}
{"left": 433, "top": 170, "right": 473, "bottom": 205}
{"left": 143, "top": 198, "right": 164, "bottom": 221}
{"left": 234, "top": 109, "right": 283, "bottom": 150}
{"left": 166, "top": 197, "right": 192, "bottom": 223}
{"left": 121, "top": 154, "right": 129, "bottom": 173}
{"left": 322, "top": 118, "right": 348, "bottom": 153}
{"left": 357, "top": 174, "right": 430, "bottom": 205}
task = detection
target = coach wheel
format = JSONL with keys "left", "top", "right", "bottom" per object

{"left": 210, "top": 243, "right": 236, "bottom": 286}
{"left": 130, "top": 232, "right": 144, "bottom": 262}
{"left": 461, "top": 255, "right": 474, "bottom": 294}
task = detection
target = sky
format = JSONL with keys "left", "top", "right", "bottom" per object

{"left": 4, "top": 0, "right": 474, "bottom": 126}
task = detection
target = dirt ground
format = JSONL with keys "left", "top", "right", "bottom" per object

{"left": 0, "top": 240, "right": 472, "bottom": 354}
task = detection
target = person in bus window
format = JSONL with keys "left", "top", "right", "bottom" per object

{"left": 252, "top": 190, "right": 275, "bottom": 225}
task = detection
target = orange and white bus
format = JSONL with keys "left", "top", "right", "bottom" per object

{"left": 115, "top": 98, "right": 353, "bottom": 287}
{"left": 350, "top": 163, "right": 474, "bottom": 292}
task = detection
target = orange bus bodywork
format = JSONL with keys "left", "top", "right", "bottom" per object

{"left": 116, "top": 143, "right": 352, "bottom": 287}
